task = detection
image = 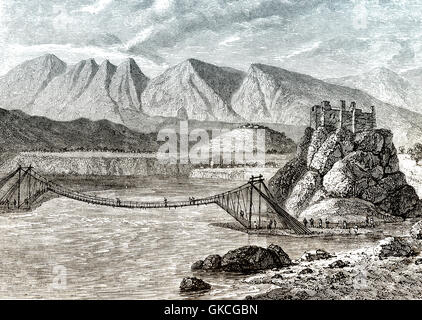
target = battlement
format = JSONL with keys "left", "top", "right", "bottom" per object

{"left": 310, "top": 100, "right": 376, "bottom": 133}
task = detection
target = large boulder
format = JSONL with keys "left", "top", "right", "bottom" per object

{"left": 268, "top": 157, "right": 307, "bottom": 204}
{"left": 180, "top": 277, "right": 211, "bottom": 292}
{"left": 267, "top": 244, "right": 292, "bottom": 266}
{"left": 221, "top": 245, "right": 291, "bottom": 272}
{"left": 202, "top": 254, "right": 222, "bottom": 271}
{"left": 354, "top": 129, "right": 389, "bottom": 154}
{"left": 309, "top": 129, "right": 354, "bottom": 175}
{"left": 191, "top": 260, "right": 204, "bottom": 271}
{"left": 285, "top": 171, "right": 321, "bottom": 216}
{"left": 378, "top": 185, "right": 420, "bottom": 217}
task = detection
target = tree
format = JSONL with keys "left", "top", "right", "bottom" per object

{"left": 410, "top": 143, "right": 422, "bottom": 165}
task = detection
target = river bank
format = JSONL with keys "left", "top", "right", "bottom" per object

{"left": 245, "top": 234, "right": 422, "bottom": 300}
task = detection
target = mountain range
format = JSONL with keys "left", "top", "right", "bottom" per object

{"left": 326, "top": 67, "right": 422, "bottom": 115}
{"left": 1, "top": 54, "right": 422, "bottom": 147}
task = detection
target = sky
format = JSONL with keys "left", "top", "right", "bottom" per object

{"left": 1, "top": 0, "right": 422, "bottom": 78}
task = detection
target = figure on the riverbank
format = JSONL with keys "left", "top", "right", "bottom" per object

{"left": 370, "top": 217, "right": 375, "bottom": 228}
{"left": 164, "top": 197, "right": 168, "bottom": 207}
{"left": 274, "top": 220, "right": 277, "bottom": 229}
{"left": 309, "top": 218, "right": 314, "bottom": 228}
{"left": 325, "top": 219, "right": 330, "bottom": 229}
{"left": 240, "top": 210, "right": 244, "bottom": 219}
{"left": 116, "top": 198, "right": 121, "bottom": 206}
{"left": 303, "top": 218, "right": 308, "bottom": 227}
{"left": 318, "top": 219, "right": 323, "bottom": 228}
{"left": 366, "top": 215, "right": 370, "bottom": 226}
{"left": 343, "top": 220, "right": 347, "bottom": 229}
{"left": 268, "top": 220, "right": 273, "bottom": 230}
{"left": 254, "top": 221, "right": 257, "bottom": 229}
{"left": 354, "top": 225, "right": 359, "bottom": 235}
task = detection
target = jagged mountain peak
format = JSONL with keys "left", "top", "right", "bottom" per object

{"left": 98, "top": 59, "right": 116, "bottom": 71}
{"left": 116, "top": 58, "right": 148, "bottom": 80}
{"left": 141, "top": 58, "right": 244, "bottom": 122}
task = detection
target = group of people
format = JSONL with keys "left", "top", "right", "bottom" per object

{"left": 251, "top": 219, "right": 277, "bottom": 230}
{"left": 302, "top": 217, "right": 329, "bottom": 229}
{"left": 302, "top": 215, "right": 377, "bottom": 231}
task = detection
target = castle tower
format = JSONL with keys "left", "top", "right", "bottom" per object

{"left": 339, "top": 100, "right": 346, "bottom": 128}
{"left": 350, "top": 101, "right": 356, "bottom": 133}
{"left": 371, "top": 105, "right": 377, "bottom": 129}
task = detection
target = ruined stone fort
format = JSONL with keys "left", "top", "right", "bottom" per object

{"left": 310, "top": 100, "right": 376, "bottom": 133}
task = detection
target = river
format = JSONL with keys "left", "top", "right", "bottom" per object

{"left": 0, "top": 177, "right": 382, "bottom": 299}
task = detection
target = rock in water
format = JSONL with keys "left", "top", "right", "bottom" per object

{"left": 202, "top": 254, "right": 222, "bottom": 271}
{"left": 221, "top": 245, "right": 290, "bottom": 272}
{"left": 267, "top": 244, "right": 292, "bottom": 266}
{"left": 179, "top": 277, "right": 211, "bottom": 292}
{"left": 191, "top": 260, "right": 204, "bottom": 271}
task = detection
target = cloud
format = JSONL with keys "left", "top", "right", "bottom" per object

{"left": 2, "top": 0, "right": 422, "bottom": 79}
{"left": 79, "top": 0, "right": 113, "bottom": 15}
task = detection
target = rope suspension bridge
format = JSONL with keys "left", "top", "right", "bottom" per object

{"left": 0, "top": 166, "right": 311, "bottom": 235}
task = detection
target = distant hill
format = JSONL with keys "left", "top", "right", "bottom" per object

{"left": 0, "top": 108, "right": 160, "bottom": 153}
{"left": 231, "top": 63, "right": 422, "bottom": 147}
{"left": 326, "top": 67, "right": 422, "bottom": 114}
{"left": 1, "top": 55, "right": 422, "bottom": 146}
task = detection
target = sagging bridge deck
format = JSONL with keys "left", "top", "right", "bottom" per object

{"left": 0, "top": 166, "right": 312, "bottom": 235}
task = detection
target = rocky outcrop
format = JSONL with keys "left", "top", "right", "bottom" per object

{"left": 179, "top": 277, "right": 211, "bottom": 292}
{"left": 221, "top": 245, "right": 291, "bottom": 273}
{"left": 202, "top": 255, "right": 222, "bottom": 271}
{"left": 269, "top": 127, "right": 420, "bottom": 220}
{"left": 192, "top": 244, "right": 291, "bottom": 273}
